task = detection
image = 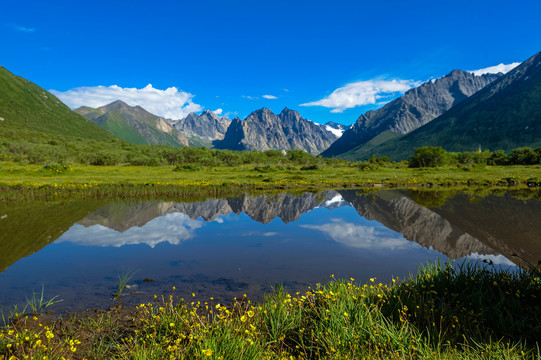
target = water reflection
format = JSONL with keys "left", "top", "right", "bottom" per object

{"left": 301, "top": 219, "right": 412, "bottom": 250}
{"left": 58, "top": 213, "right": 203, "bottom": 248}
{"left": 1, "top": 189, "right": 540, "bottom": 312}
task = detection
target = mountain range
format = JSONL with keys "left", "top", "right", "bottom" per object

{"left": 214, "top": 107, "right": 338, "bottom": 155}
{"left": 2, "top": 49, "right": 540, "bottom": 159}
{"left": 334, "top": 51, "right": 541, "bottom": 160}
{"left": 359, "top": 51, "right": 541, "bottom": 159}
{"left": 323, "top": 70, "right": 502, "bottom": 158}
{"left": 75, "top": 102, "right": 340, "bottom": 154}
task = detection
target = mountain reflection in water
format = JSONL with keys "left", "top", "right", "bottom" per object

{"left": 1, "top": 189, "right": 539, "bottom": 312}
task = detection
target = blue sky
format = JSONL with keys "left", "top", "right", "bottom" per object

{"left": 2, "top": 0, "right": 540, "bottom": 125}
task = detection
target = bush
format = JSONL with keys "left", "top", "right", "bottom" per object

{"left": 173, "top": 164, "right": 201, "bottom": 171}
{"left": 286, "top": 149, "right": 314, "bottom": 165}
{"left": 509, "top": 147, "right": 539, "bottom": 165}
{"left": 409, "top": 147, "right": 448, "bottom": 168}
{"left": 457, "top": 151, "right": 491, "bottom": 166}
{"left": 89, "top": 151, "right": 124, "bottom": 166}
{"left": 300, "top": 164, "right": 319, "bottom": 171}
{"left": 488, "top": 150, "right": 509, "bottom": 165}
{"left": 357, "top": 161, "right": 380, "bottom": 171}
{"left": 368, "top": 154, "right": 390, "bottom": 165}
{"left": 42, "top": 163, "right": 70, "bottom": 174}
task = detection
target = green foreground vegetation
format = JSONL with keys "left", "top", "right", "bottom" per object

{"left": 1, "top": 262, "right": 540, "bottom": 359}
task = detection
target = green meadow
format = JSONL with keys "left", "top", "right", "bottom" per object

{"left": 1, "top": 161, "right": 541, "bottom": 201}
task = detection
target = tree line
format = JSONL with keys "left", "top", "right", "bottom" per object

{"left": 408, "top": 146, "right": 541, "bottom": 168}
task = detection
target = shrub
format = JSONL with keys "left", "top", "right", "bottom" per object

{"left": 300, "top": 164, "right": 319, "bottom": 171}
{"left": 368, "top": 154, "right": 390, "bottom": 165}
{"left": 457, "top": 151, "right": 491, "bottom": 166}
{"left": 286, "top": 149, "right": 314, "bottom": 165}
{"left": 509, "top": 147, "right": 539, "bottom": 165}
{"left": 173, "top": 164, "right": 201, "bottom": 171}
{"left": 488, "top": 150, "right": 509, "bottom": 165}
{"left": 42, "top": 163, "right": 70, "bottom": 174}
{"left": 409, "top": 146, "right": 448, "bottom": 168}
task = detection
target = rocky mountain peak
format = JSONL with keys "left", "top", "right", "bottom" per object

{"left": 172, "top": 109, "right": 231, "bottom": 144}
{"left": 102, "top": 99, "right": 130, "bottom": 111}
{"left": 279, "top": 107, "right": 300, "bottom": 117}
{"left": 214, "top": 107, "right": 338, "bottom": 154}
{"left": 201, "top": 109, "right": 219, "bottom": 118}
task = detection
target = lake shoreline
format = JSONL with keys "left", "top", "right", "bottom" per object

{"left": 1, "top": 262, "right": 540, "bottom": 359}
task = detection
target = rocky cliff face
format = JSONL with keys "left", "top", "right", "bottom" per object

{"left": 322, "top": 70, "right": 502, "bottom": 157}
{"left": 172, "top": 110, "right": 231, "bottom": 144}
{"left": 214, "top": 108, "right": 338, "bottom": 155}
{"left": 75, "top": 100, "right": 190, "bottom": 146}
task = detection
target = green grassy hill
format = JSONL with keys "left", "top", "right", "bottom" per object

{"left": 75, "top": 101, "right": 191, "bottom": 147}
{"left": 339, "top": 131, "right": 402, "bottom": 161}
{"left": 0, "top": 66, "right": 117, "bottom": 141}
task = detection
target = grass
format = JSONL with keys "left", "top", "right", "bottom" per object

{"left": 113, "top": 271, "right": 138, "bottom": 301}
{"left": 1, "top": 262, "right": 540, "bottom": 359}
{"left": 1, "top": 286, "right": 62, "bottom": 327}
{"left": 1, "top": 161, "right": 541, "bottom": 202}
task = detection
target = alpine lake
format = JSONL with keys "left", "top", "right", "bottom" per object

{"left": 1, "top": 188, "right": 540, "bottom": 315}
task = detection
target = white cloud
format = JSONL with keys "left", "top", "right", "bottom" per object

{"left": 56, "top": 213, "right": 203, "bottom": 248}
{"left": 469, "top": 62, "right": 521, "bottom": 76}
{"left": 223, "top": 111, "right": 238, "bottom": 119}
{"left": 301, "top": 218, "right": 412, "bottom": 250}
{"left": 300, "top": 79, "right": 420, "bottom": 113}
{"left": 242, "top": 95, "right": 257, "bottom": 100}
{"left": 12, "top": 24, "right": 35, "bottom": 32}
{"left": 262, "top": 94, "right": 278, "bottom": 99}
{"left": 213, "top": 108, "right": 223, "bottom": 115}
{"left": 50, "top": 84, "right": 203, "bottom": 120}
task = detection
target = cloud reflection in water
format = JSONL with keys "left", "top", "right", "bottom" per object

{"left": 56, "top": 213, "right": 203, "bottom": 248}
{"left": 302, "top": 218, "right": 414, "bottom": 250}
